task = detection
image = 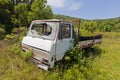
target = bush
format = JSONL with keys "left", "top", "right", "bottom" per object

{"left": 20, "top": 50, "right": 33, "bottom": 61}
{"left": 65, "top": 46, "right": 83, "bottom": 64}
{"left": 0, "top": 24, "right": 6, "bottom": 39}
{"left": 10, "top": 42, "right": 32, "bottom": 62}
{"left": 4, "top": 33, "right": 18, "bottom": 43}
{"left": 4, "top": 27, "right": 27, "bottom": 43}
{"left": 12, "top": 27, "right": 27, "bottom": 34}
{"left": 0, "top": 28, "right": 6, "bottom": 40}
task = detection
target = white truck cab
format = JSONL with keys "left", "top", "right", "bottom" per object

{"left": 21, "top": 19, "right": 74, "bottom": 70}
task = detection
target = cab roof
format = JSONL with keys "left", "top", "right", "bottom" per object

{"left": 32, "top": 19, "right": 61, "bottom": 22}
{"left": 32, "top": 19, "right": 72, "bottom": 23}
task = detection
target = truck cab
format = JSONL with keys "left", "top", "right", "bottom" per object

{"left": 21, "top": 19, "right": 74, "bottom": 70}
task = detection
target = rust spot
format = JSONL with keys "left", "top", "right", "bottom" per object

{"left": 22, "top": 45, "right": 30, "bottom": 51}
{"left": 33, "top": 49, "right": 49, "bottom": 59}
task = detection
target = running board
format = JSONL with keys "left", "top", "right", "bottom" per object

{"left": 37, "top": 63, "right": 49, "bottom": 71}
{"left": 33, "top": 58, "right": 49, "bottom": 71}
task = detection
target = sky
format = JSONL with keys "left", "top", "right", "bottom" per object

{"left": 47, "top": 0, "right": 120, "bottom": 19}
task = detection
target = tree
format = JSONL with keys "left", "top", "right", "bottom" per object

{"left": 0, "top": 24, "right": 6, "bottom": 39}
{"left": 81, "top": 21, "right": 97, "bottom": 33}
{"left": 28, "top": 0, "right": 53, "bottom": 23}
{"left": 12, "top": 3, "right": 28, "bottom": 27}
{"left": 0, "top": 0, "right": 14, "bottom": 33}
{"left": 114, "top": 23, "right": 120, "bottom": 32}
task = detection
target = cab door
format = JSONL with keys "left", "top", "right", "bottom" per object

{"left": 56, "top": 23, "right": 73, "bottom": 61}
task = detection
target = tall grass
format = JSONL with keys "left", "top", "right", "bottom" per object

{"left": 92, "top": 33, "right": 120, "bottom": 80}
{"left": 0, "top": 30, "right": 120, "bottom": 80}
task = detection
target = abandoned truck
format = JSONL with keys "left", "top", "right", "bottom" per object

{"left": 21, "top": 19, "right": 102, "bottom": 70}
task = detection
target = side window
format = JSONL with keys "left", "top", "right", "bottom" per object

{"left": 58, "top": 24, "right": 71, "bottom": 39}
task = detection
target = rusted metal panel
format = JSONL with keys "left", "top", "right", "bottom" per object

{"left": 33, "top": 48, "right": 49, "bottom": 60}
{"left": 22, "top": 44, "right": 31, "bottom": 51}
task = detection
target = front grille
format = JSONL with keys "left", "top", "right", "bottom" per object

{"left": 33, "top": 48, "right": 49, "bottom": 61}
{"left": 22, "top": 44, "right": 50, "bottom": 65}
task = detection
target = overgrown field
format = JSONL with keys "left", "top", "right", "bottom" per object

{"left": 0, "top": 31, "right": 120, "bottom": 80}
{"left": 92, "top": 32, "right": 120, "bottom": 80}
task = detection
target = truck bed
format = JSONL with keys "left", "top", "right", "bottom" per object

{"left": 78, "top": 34, "right": 102, "bottom": 48}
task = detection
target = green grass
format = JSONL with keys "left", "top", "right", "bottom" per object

{"left": 92, "top": 35, "right": 120, "bottom": 80}
{"left": 0, "top": 32, "right": 120, "bottom": 80}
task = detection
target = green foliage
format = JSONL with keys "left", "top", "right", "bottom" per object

{"left": 51, "top": 45, "right": 104, "bottom": 80}
{"left": 0, "top": 25, "right": 6, "bottom": 39}
{"left": 81, "top": 18, "right": 120, "bottom": 32}
{"left": 63, "top": 64, "right": 85, "bottom": 80}
{"left": 5, "top": 27, "right": 30, "bottom": 61}
{"left": 28, "top": 0, "right": 53, "bottom": 23}
{"left": 65, "top": 46, "right": 82, "bottom": 64}
{"left": 55, "top": 14, "right": 120, "bottom": 33}
{"left": 81, "top": 20, "right": 97, "bottom": 33}
{"left": 80, "top": 29, "right": 94, "bottom": 36}
{"left": 0, "top": 0, "right": 14, "bottom": 33}
{"left": 10, "top": 43, "right": 32, "bottom": 61}
{"left": 12, "top": 27, "right": 27, "bottom": 34}
{"left": 0, "top": 42, "right": 44, "bottom": 80}
{"left": 4, "top": 33, "right": 18, "bottom": 43}
{"left": 0, "top": 0, "right": 53, "bottom": 35}
{"left": 13, "top": 3, "right": 28, "bottom": 27}
{"left": 4, "top": 27, "right": 27, "bottom": 43}
{"left": 54, "top": 14, "right": 81, "bottom": 21}
{"left": 21, "top": 51, "right": 33, "bottom": 61}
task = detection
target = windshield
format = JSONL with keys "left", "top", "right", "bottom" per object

{"left": 28, "top": 22, "right": 57, "bottom": 40}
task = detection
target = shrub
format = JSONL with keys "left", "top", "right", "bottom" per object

{"left": 4, "top": 33, "right": 18, "bottom": 43}
{"left": 12, "top": 27, "right": 27, "bottom": 34}
{"left": 20, "top": 50, "right": 33, "bottom": 61}
{"left": 0, "top": 24, "right": 6, "bottom": 39}
{"left": 4, "top": 27, "right": 27, "bottom": 43}
{"left": 65, "top": 46, "right": 83, "bottom": 64}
